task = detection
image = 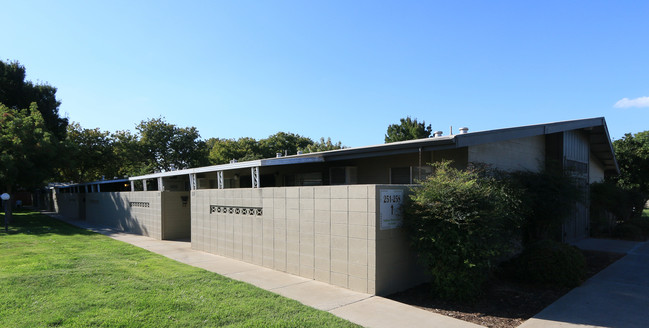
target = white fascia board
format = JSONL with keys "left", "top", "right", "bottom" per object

{"left": 260, "top": 156, "right": 324, "bottom": 166}
{"left": 129, "top": 168, "right": 195, "bottom": 181}
{"left": 192, "top": 160, "right": 264, "bottom": 174}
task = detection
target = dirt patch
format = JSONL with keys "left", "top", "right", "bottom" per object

{"left": 387, "top": 250, "right": 624, "bottom": 328}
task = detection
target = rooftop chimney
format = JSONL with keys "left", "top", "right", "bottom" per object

{"left": 459, "top": 127, "right": 469, "bottom": 134}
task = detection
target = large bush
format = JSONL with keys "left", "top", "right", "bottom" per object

{"left": 503, "top": 239, "right": 586, "bottom": 287}
{"left": 507, "top": 169, "right": 582, "bottom": 245}
{"left": 404, "top": 162, "right": 522, "bottom": 301}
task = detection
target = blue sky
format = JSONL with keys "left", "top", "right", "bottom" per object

{"left": 3, "top": 1, "right": 648, "bottom": 147}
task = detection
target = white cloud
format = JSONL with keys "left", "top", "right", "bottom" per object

{"left": 614, "top": 96, "right": 649, "bottom": 108}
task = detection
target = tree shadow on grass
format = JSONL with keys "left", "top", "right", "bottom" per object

{"left": 0, "top": 210, "right": 96, "bottom": 236}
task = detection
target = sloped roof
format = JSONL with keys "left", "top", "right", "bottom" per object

{"left": 130, "top": 117, "right": 618, "bottom": 181}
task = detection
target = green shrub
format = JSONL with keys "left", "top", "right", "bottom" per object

{"left": 613, "top": 222, "right": 645, "bottom": 241}
{"left": 629, "top": 217, "right": 649, "bottom": 238}
{"left": 507, "top": 169, "right": 582, "bottom": 245}
{"left": 505, "top": 239, "right": 586, "bottom": 287}
{"left": 404, "top": 161, "right": 522, "bottom": 301}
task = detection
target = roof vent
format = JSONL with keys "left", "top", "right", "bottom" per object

{"left": 433, "top": 131, "right": 443, "bottom": 137}
{"left": 229, "top": 159, "right": 238, "bottom": 164}
{"left": 276, "top": 153, "right": 283, "bottom": 158}
{"left": 297, "top": 150, "right": 303, "bottom": 155}
{"left": 459, "top": 127, "right": 469, "bottom": 134}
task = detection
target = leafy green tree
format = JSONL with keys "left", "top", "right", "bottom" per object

{"left": 58, "top": 123, "right": 116, "bottom": 183}
{"left": 259, "top": 132, "right": 314, "bottom": 158}
{"left": 207, "top": 137, "right": 262, "bottom": 165}
{"left": 0, "top": 103, "right": 58, "bottom": 192}
{"left": 111, "top": 130, "right": 148, "bottom": 177}
{"left": 613, "top": 132, "right": 649, "bottom": 193}
{"left": 612, "top": 131, "right": 649, "bottom": 217}
{"left": 137, "top": 117, "right": 208, "bottom": 172}
{"left": 300, "top": 137, "right": 345, "bottom": 153}
{"left": 385, "top": 117, "right": 432, "bottom": 143}
{"left": 0, "top": 60, "right": 68, "bottom": 140}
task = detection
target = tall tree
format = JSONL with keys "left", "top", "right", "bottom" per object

{"left": 385, "top": 117, "right": 432, "bottom": 143}
{"left": 137, "top": 117, "right": 208, "bottom": 172}
{"left": 0, "top": 60, "right": 68, "bottom": 139}
{"left": 300, "top": 137, "right": 345, "bottom": 153}
{"left": 613, "top": 131, "right": 649, "bottom": 207}
{"left": 58, "top": 123, "right": 116, "bottom": 183}
{"left": 259, "top": 132, "right": 314, "bottom": 158}
{"left": 112, "top": 130, "right": 147, "bottom": 177}
{"left": 0, "top": 103, "right": 58, "bottom": 192}
{"left": 207, "top": 137, "right": 262, "bottom": 165}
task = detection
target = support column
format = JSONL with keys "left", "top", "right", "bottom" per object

{"left": 189, "top": 173, "right": 197, "bottom": 190}
{"left": 97, "top": 184, "right": 101, "bottom": 192}
{"left": 130, "top": 181, "right": 135, "bottom": 192}
{"left": 143, "top": 180, "right": 148, "bottom": 191}
{"left": 251, "top": 167, "right": 260, "bottom": 188}
{"left": 217, "top": 171, "right": 224, "bottom": 189}
{"left": 157, "top": 177, "right": 164, "bottom": 191}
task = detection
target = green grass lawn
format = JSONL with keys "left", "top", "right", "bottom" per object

{"left": 0, "top": 211, "right": 358, "bottom": 327}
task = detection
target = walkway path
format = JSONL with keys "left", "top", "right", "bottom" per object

{"left": 46, "top": 213, "right": 481, "bottom": 328}
{"left": 520, "top": 238, "right": 649, "bottom": 328}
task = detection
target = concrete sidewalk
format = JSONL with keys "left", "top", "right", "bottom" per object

{"left": 46, "top": 213, "right": 481, "bottom": 328}
{"left": 520, "top": 238, "right": 649, "bottom": 328}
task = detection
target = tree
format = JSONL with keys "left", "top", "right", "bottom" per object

{"left": 207, "top": 137, "right": 262, "bottom": 165}
{"left": 612, "top": 131, "right": 649, "bottom": 216}
{"left": 300, "top": 137, "right": 345, "bottom": 153}
{"left": 0, "top": 60, "right": 68, "bottom": 140}
{"left": 385, "top": 117, "right": 432, "bottom": 143}
{"left": 259, "top": 132, "right": 314, "bottom": 158}
{"left": 58, "top": 123, "right": 116, "bottom": 183}
{"left": 112, "top": 130, "right": 148, "bottom": 177}
{"left": 137, "top": 117, "right": 208, "bottom": 172}
{"left": 0, "top": 103, "right": 58, "bottom": 192}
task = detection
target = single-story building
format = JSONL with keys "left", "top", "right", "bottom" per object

{"left": 50, "top": 117, "right": 618, "bottom": 295}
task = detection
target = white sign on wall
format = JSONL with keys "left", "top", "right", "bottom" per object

{"left": 380, "top": 189, "right": 404, "bottom": 230}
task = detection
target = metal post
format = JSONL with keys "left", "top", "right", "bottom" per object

{"left": 217, "top": 171, "right": 224, "bottom": 189}
{"left": 1, "top": 193, "right": 11, "bottom": 233}
{"left": 189, "top": 173, "right": 197, "bottom": 190}
{"left": 251, "top": 167, "right": 260, "bottom": 188}
{"left": 130, "top": 181, "right": 135, "bottom": 192}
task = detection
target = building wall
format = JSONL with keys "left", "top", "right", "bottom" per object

{"left": 468, "top": 135, "right": 545, "bottom": 172}
{"left": 56, "top": 193, "right": 82, "bottom": 220}
{"left": 161, "top": 191, "right": 191, "bottom": 240}
{"left": 191, "top": 185, "right": 425, "bottom": 295}
{"left": 589, "top": 152, "right": 605, "bottom": 184}
{"left": 85, "top": 191, "right": 163, "bottom": 239}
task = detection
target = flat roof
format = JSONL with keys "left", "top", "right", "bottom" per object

{"left": 128, "top": 117, "right": 618, "bottom": 181}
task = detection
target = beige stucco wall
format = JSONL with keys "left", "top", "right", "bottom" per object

{"left": 191, "top": 185, "right": 425, "bottom": 295}
{"left": 468, "top": 135, "right": 545, "bottom": 172}
{"left": 85, "top": 191, "right": 163, "bottom": 239}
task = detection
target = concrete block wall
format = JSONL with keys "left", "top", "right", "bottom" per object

{"left": 161, "top": 191, "right": 191, "bottom": 240}
{"left": 56, "top": 193, "right": 82, "bottom": 220}
{"left": 192, "top": 185, "right": 426, "bottom": 295}
{"left": 85, "top": 191, "right": 162, "bottom": 239}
